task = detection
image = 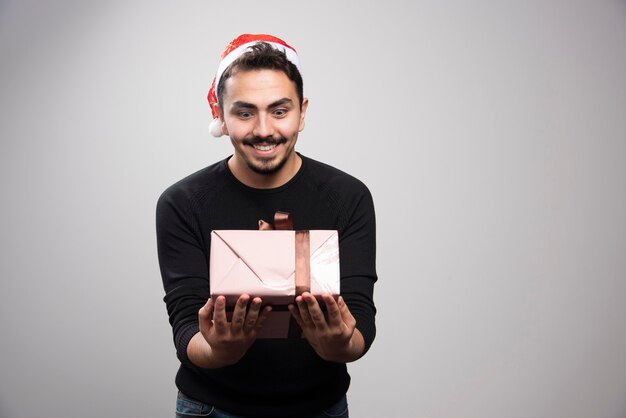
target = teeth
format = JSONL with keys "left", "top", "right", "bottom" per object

{"left": 253, "top": 144, "right": 276, "bottom": 151}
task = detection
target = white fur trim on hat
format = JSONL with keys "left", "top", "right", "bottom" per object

{"left": 214, "top": 41, "right": 300, "bottom": 102}
{"left": 209, "top": 117, "right": 223, "bottom": 137}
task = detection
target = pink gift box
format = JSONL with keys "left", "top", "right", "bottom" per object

{"left": 209, "top": 229, "right": 340, "bottom": 338}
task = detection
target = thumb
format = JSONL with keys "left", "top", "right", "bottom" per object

{"left": 199, "top": 298, "right": 215, "bottom": 326}
{"left": 338, "top": 296, "right": 355, "bottom": 325}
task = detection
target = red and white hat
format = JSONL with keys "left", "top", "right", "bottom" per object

{"left": 207, "top": 34, "right": 301, "bottom": 137}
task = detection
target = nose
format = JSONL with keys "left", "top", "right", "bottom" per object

{"left": 252, "top": 113, "right": 275, "bottom": 138}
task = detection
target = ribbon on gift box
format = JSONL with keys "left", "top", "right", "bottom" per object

{"left": 258, "top": 211, "right": 311, "bottom": 297}
{"left": 258, "top": 211, "right": 311, "bottom": 339}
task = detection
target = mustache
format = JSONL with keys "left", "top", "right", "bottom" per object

{"left": 243, "top": 136, "right": 287, "bottom": 146}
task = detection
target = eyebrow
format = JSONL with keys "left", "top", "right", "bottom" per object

{"left": 231, "top": 98, "right": 294, "bottom": 110}
{"left": 268, "top": 98, "right": 294, "bottom": 108}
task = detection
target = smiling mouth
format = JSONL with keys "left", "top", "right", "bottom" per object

{"left": 245, "top": 137, "right": 287, "bottom": 152}
{"left": 253, "top": 143, "right": 277, "bottom": 151}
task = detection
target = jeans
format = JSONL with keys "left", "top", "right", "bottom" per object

{"left": 175, "top": 391, "right": 349, "bottom": 418}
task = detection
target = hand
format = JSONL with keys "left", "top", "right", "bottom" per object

{"left": 190, "top": 294, "right": 271, "bottom": 368}
{"left": 289, "top": 292, "right": 364, "bottom": 363}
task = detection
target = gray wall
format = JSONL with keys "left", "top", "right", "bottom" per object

{"left": 1, "top": 1, "right": 625, "bottom": 417}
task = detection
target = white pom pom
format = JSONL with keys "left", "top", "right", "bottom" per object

{"left": 209, "top": 118, "right": 223, "bottom": 137}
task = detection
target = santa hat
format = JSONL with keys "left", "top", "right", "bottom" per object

{"left": 207, "top": 34, "right": 301, "bottom": 137}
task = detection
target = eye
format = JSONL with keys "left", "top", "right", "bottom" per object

{"left": 237, "top": 110, "right": 253, "bottom": 119}
{"left": 273, "top": 108, "right": 288, "bottom": 117}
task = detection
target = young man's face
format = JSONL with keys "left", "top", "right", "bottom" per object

{"left": 219, "top": 69, "right": 308, "bottom": 187}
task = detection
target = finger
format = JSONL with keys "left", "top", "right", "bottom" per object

{"left": 231, "top": 294, "right": 250, "bottom": 332}
{"left": 323, "top": 294, "right": 342, "bottom": 328}
{"left": 212, "top": 296, "right": 228, "bottom": 332}
{"left": 303, "top": 293, "right": 327, "bottom": 328}
{"left": 199, "top": 297, "right": 214, "bottom": 320}
{"left": 243, "top": 297, "right": 262, "bottom": 332}
{"left": 199, "top": 298, "right": 215, "bottom": 331}
{"left": 255, "top": 305, "right": 272, "bottom": 331}
{"left": 288, "top": 304, "right": 304, "bottom": 328}
{"left": 295, "top": 295, "right": 314, "bottom": 327}
{"left": 338, "top": 296, "right": 356, "bottom": 329}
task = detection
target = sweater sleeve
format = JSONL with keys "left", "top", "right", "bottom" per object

{"left": 156, "top": 186, "right": 209, "bottom": 367}
{"left": 336, "top": 184, "right": 378, "bottom": 355}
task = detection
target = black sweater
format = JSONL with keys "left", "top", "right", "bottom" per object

{"left": 156, "top": 154, "right": 377, "bottom": 417}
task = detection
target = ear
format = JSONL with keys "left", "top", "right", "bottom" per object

{"left": 298, "top": 97, "right": 309, "bottom": 132}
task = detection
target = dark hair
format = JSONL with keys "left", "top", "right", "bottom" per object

{"left": 217, "top": 42, "right": 304, "bottom": 110}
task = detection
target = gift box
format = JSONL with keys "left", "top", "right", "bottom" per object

{"left": 209, "top": 214, "right": 340, "bottom": 338}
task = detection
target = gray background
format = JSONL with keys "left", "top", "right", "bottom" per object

{"left": 1, "top": 0, "right": 625, "bottom": 417}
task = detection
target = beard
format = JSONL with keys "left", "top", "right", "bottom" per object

{"left": 241, "top": 136, "right": 291, "bottom": 175}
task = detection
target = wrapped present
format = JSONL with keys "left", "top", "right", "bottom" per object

{"left": 209, "top": 212, "right": 340, "bottom": 338}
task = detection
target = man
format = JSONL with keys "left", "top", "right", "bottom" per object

{"left": 157, "top": 34, "right": 377, "bottom": 418}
